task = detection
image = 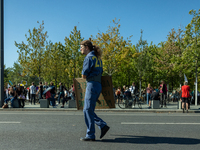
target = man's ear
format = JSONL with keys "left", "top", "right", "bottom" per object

{"left": 85, "top": 46, "right": 89, "bottom": 50}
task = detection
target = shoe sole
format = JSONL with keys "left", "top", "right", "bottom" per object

{"left": 80, "top": 139, "right": 95, "bottom": 141}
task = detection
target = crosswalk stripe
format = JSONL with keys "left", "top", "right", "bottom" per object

{"left": 121, "top": 122, "right": 200, "bottom": 125}
{"left": 0, "top": 122, "right": 21, "bottom": 124}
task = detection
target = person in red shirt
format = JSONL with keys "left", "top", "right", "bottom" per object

{"left": 46, "top": 91, "right": 56, "bottom": 108}
{"left": 181, "top": 81, "right": 190, "bottom": 113}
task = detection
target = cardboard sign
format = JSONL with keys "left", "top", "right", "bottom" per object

{"left": 74, "top": 76, "right": 115, "bottom": 110}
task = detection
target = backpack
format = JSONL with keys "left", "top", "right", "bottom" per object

{"left": 117, "top": 90, "right": 121, "bottom": 96}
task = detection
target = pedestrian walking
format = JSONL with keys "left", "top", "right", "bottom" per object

{"left": 80, "top": 40, "right": 110, "bottom": 141}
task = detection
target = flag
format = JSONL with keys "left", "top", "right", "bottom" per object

{"left": 184, "top": 74, "right": 188, "bottom": 82}
{"left": 9, "top": 80, "right": 13, "bottom": 85}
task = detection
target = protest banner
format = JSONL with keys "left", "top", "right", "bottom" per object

{"left": 74, "top": 76, "right": 115, "bottom": 110}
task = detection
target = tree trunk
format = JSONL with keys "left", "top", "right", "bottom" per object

{"left": 195, "top": 59, "right": 198, "bottom": 106}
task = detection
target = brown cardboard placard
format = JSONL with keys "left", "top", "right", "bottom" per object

{"left": 74, "top": 76, "right": 115, "bottom": 110}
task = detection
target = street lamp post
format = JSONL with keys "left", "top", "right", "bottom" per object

{"left": 0, "top": 0, "right": 4, "bottom": 107}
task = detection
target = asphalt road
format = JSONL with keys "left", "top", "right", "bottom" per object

{"left": 0, "top": 111, "right": 200, "bottom": 150}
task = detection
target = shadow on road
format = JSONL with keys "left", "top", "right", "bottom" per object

{"left": 101, "top": 135, "right": 200, "bottom": 145}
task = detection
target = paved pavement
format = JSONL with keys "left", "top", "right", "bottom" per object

{"left": 1, "top": 100, "right": 200, "bottom": 113}
{"left": 0, "top": 111, "right": 200, "bottom": 150}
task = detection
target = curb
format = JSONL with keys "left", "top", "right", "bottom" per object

{"left": 0, "top": 108, "right": 200, "bottom": 113}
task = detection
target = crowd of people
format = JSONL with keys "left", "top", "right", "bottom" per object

{"left": 2, "top": 82, "right": 75, "bottom": 108}
{"left": 114, "top": 81, "right": 169, "bottom": 109}
{"left": 114, "top": 80, "right": 198, "bottom": 113}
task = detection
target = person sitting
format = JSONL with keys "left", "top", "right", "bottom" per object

{"left": 124, "top": 87, "right": 132, "bottom": 100}
{"left": 18, "top": 92, "right": 25, "bottom": 108}
{"left": 148, "top": 89, "right": 160, "bottom": 109}
{"left": 3, "top": 86, "right": 15, "bottom": 108}
{"left": 61, "top": 88, "right": 71, "bottom": 108}
{"left": 46, "top": 90, "right": 56, "bottom": 108}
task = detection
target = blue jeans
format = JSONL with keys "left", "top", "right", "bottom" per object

{"left": 71, "top": 94, "right": 75, "bottom": 100}
{"left": 10, "top": 97, "right": 17, "bottom": 107}
{"left": 58, "top": 92, "right": 64, "bottom": 103}
{"left": 4, "top": 96, "right": 13, "bottom": 104}
{"left": 49, "top": 94, "right": 56, "bottom": 106}
{"left": 83, "top": 81, "right": 107, "bottom": 139}
{"left": 147, "top": 93, "right": 151, "bottom": 104}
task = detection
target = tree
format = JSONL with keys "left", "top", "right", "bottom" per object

{"left": 92, "top": 19, "right": 132, "bottom": 78}
{"left": 134, "top": 30, "right": 148, "bottom": 95}
{"left": 184, "top": 9, "right": 200, "bottom": 104}
{"left": 15, "top": 21, "right": 48, "bottom": 81}
{"left": 43, "top": 42, "right": 63, "bottom": 88}
{"left": 64, "top": 26, "right": 84, "bottom": 81}
{"left": 153, "top": 28, "right": 186, "bottom": 90}
{"left": 5, "top": 62, "right": 37, "bottom": 86}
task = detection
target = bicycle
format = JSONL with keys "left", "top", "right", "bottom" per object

{"left": 132, "top": 93, "right": 142, "bottom": 109}
{"left": 118, "top": 93, "right": 142, "bottom": 109}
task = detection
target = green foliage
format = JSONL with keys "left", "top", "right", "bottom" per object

{"left": 6, "top": 10, "right": 200, "bottom": 91}
{"left": 15, "top": 21, "right": 48, "bottom": 81}
{"left": 64, "top": 26, "right": 84, "bottom": 83}
{"left": 92, "top": 19, "right": 132, "bottom": 77}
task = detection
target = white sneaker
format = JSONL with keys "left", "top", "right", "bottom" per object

{"left": 132, "top": 106, "right": 135, "bottom": 108}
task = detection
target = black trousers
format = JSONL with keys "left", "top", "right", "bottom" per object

{"left": 18, "top": 99, "right": 25, "bottom": 108}
{"left": 30, "top": 94, "right": 36, "bottom": 104}
{"left": 62, "top": 97, "right": 71, "bottom": 105}
{"left": 160, "top": 93, "right": 166, "bottom": 106}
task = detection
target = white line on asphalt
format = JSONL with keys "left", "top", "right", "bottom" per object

{"left": 0, "top": 122, "right": 21, "bottom": 124}
{"left": 121, "top": 122, "right": 200, "bottom": 125}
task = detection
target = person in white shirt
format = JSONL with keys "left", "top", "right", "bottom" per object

{"left": 129, "top": 82, "right": 137, "bottom": 95}
{"left": 29, "top": 82, "right": 36, "bottom": 105}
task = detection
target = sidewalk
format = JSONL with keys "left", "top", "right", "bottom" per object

{"left": 1, "top": 101, "right": 200, "bottom": 113}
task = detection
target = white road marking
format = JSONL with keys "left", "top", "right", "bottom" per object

{"left": 121, "top": 122, "right": 200, "bottom": 125}
{"left": 0, "top": 122, "right": 21, "bottom": 124}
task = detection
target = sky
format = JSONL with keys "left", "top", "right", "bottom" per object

{"left": 4, "top": 0, "right": 200, "bottom": 68}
